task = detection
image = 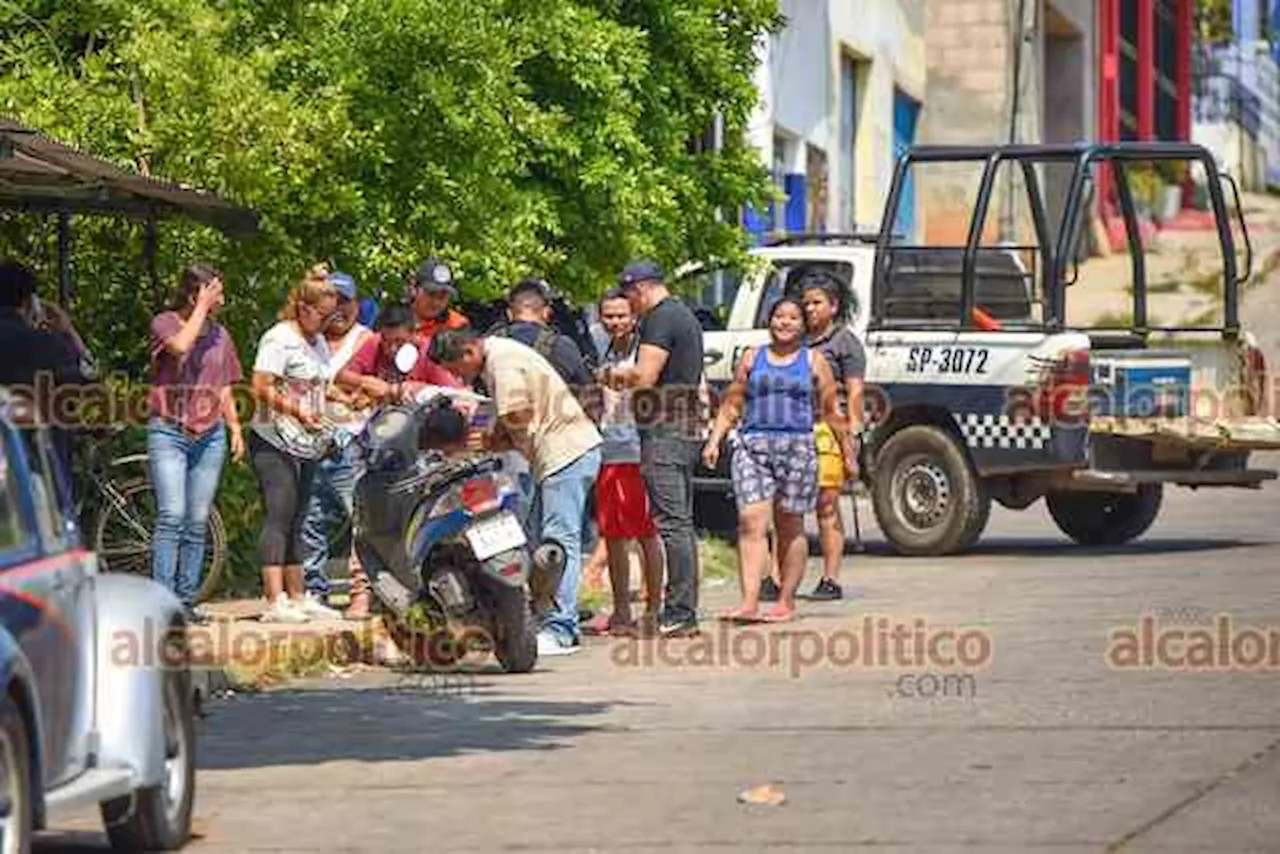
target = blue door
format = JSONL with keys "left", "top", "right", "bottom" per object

{"left": 893, "top": 91, "right": 921, "bottom": 241}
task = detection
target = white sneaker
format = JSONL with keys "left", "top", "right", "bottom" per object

{"left": 536, "top": 630, "right": 580, "bottom": 657}
{"left": 260, "top": 594, "right": 310, "bottom": 624}
{"left": 298, "top": 592, "right": 344, "bottom": 621}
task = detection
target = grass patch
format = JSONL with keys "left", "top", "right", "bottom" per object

{"left": 700, "top": 535, "right": 738, "bottom": 581}
{"left": 218, "top": 626, "right": 376, "bottom": 692}
{"left": 1186, "top": 270, "right": 1222, "bottom": 297}
{"left": 1089, "top": 310, "right": 1136, "bottom": 328}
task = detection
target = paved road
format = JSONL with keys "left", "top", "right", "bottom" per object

{"left": 42, "top": 471, "right": 1280, "bottom": 853}
{"left": 40, "top": 284, "right": 1280, "bottom": 853}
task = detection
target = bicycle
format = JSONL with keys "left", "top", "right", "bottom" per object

{"left": 73, "top": 428, "right": 227, "bottom": 604}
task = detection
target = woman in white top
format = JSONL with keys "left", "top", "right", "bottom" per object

{"left": 247, "top": 265, "right": 340, "bottom": 623}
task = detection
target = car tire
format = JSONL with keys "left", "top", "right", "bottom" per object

{"left": 1046, "top": 484, "right": 1163, "bottom": 546}
{"left": 101, "top": 661, "right": 195, "bottom": 852}
{"left": 871, "top": 425, "right": 990, "bottom": 556}
{"left": 0, "top": 693, "right": 34, "bottom": 854}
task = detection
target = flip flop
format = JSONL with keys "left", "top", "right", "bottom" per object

{"left": 718, "top": 609, "right": 767, "bottom": 624}
{"left": 760, "top": 606, "right": 796, "bottom": 623}
{"left": 582, "top": 613, "right": 612, "bottom": 636}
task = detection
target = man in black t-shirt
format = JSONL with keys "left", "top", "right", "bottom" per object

{"left": 601, "top": 259, "right": 705, "bottom": 637}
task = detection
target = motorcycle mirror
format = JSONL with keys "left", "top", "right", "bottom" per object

{"left": 394, "top": 342, "right": 419, "bottom": 374}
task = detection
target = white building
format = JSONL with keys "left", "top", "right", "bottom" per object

{"left": 743, "top": 0, "right": 928, "bottom": 240}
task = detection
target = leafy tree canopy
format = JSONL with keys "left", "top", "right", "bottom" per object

{"left": 0, "top": 0, "right": 780, "bottom": 597}
{"left": 0, "top": 0, "right": 781, "bottom": 369}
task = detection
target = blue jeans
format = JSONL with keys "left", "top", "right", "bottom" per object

{"left": 148, "top": 418, "right": 228, "bottom": 608}
{"left": 527, "top": 446, "right": 602, "bottom": 645}
{"left": 300, "top": 446, "right": 361, "bottom": 598}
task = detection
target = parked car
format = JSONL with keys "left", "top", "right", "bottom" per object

{"left": 0, "top": 390, "right": 195, "bottom": 851}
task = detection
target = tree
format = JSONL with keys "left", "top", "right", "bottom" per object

{"left": 0, "top": 0, "right": 782, "bottom": 595}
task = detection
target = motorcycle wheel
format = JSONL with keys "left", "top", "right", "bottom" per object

{"left": 492, "top": 587, "right": 538, "bottom": 674}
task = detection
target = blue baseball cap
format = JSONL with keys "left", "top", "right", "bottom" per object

{"left": 618, "top": 259, "right": 664, "bottom": 288}
{"left": 329, "top": 271, "right": 357, "bottom": 300}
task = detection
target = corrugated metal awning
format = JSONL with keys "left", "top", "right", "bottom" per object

{"left": 0, "top": 117, "right": 259, "bottom": 237}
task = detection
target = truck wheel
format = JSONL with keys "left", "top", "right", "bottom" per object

{"left": 872, "top": 425, "right": 990, "bottom": 556}
{"left": 0, "top": 694, "right": 34, "bottom": 854}
{"left": 101, "top": 662, "right": 195, "bottom": 851}
{"left": 1046, "top": 484, "right": 1163, "bottom": 546}
{"left": 693, "top": 490, "right": 738, "bottom": 537}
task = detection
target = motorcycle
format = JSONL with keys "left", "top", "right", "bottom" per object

{"left": 350, "top": 351, "right": 564, "bottom": 673}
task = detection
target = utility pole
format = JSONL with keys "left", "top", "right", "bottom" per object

{"left": 1001, "top": 0, "right": 1031, "bottom": 242}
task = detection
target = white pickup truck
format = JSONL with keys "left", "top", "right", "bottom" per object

{"left": 685, "top": 142, "right": 1280, "bottom": 555}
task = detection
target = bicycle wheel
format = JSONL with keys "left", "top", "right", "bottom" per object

{"left": 92, "top": 478, "right": 228, "bottom": 604}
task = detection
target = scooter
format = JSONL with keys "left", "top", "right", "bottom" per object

{"left": 350, "top": 357, "right": 564, "bottom": 673}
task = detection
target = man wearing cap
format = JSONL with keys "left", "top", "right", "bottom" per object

{"left": 489, "top": 278, "right": 594, "bottom": 388}
{"left": 297, "top": 270, "right": 375, "bottom": 617}
{"left": 409, "top": 256, "right": 470, "bottom": 342}
{"left": 601, "top": 259, "right": 706, "bottom": 637}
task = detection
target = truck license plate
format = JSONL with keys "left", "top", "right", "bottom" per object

{"left": 465, "top": 513, "right": 527, "bottom": 560}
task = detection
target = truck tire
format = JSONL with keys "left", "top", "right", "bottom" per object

{"left": 1046, "top": 484, "right": 1163, "bottom": 546}
{"left": 101, "top": 661, "right": 195, "bottom": 852}
{"left": 871, "top": 425, "right": 990, "bottom": 556}
{"left": 0, "top": 693, "right": 33, "bottom": 854}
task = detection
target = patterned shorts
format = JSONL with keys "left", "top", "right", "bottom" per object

{"left": 730, "top": 432, "right": 819, "bottom": 514}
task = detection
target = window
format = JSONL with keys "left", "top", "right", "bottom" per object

{"left": 19, "top": 428, "right": 69, "bottom": 553}
{"left": 0, "top": 431, "right": 32, "bottom": 557}
{"left": 754, "top": 261, "right": 855, "bottom": 328}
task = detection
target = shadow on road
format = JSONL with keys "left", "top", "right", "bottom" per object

{"left": 806, "top": 535, "right": 1269, "bottom": 559}
{"left": 195, "top": 685, "right": 615, "bottom": 771}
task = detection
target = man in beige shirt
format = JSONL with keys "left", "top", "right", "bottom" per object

{"left": 429, "top": 329, "right": 603, "bottom": 656}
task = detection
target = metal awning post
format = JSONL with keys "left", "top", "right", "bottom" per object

{"left": 144, "top": 216, "right": 161, "bottom": 300}
{"left": 56, "top": 211, "right": 71, "bottom": 304}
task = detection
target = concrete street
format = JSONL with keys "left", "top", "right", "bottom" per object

{"left": 40, "top": 470, "right": 1280, "bottom": 852}
{"left": 37, "top": 266, "right": 1280, "bottom": 853}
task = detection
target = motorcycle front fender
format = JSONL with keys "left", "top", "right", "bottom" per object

{"left": 478, "top": 546, "right": 531, "bottom": 589}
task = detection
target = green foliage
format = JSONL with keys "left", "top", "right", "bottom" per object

{"left": 1198, "top": 0, "right": 1234, "bottom": 44}
{"left": 0, "top": 0, "right": 781, "bottom": 596}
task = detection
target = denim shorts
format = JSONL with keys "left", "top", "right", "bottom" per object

{"left": 730, "top": 431, "right": 818, "bottom": 514}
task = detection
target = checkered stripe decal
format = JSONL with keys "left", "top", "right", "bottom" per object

{"left": 953, "top": 413, "right": 1052, "bottom": 450}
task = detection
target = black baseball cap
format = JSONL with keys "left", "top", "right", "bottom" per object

{"left": 617, "top": 259, "right": 664, "bottom": 288}
{"left": 508, "top": 277, "right": 553, "bottom": 303}
{"left": 412, "top": 257, "right": 456, "bottom": 296}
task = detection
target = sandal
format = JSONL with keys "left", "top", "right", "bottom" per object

{"left": 582, "top": 612, "right": 612, "bottom": 636}
{"left": 761, "top": 605, "right": 796, "bottom": 623}
{"left": 718, "top": 607, "right": 765, "bottom": 624}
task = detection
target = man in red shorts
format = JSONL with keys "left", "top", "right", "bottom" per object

{"left": 589, "top": 288, "right": 664, "bottom": 636}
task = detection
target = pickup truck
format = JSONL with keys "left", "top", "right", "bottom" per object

{"left": 686, "top": 142, "right": 1280, "bottom": 555}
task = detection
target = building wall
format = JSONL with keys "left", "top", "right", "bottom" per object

{"left": 828, "top": 0, "right": 928, "bottom": 230}
{"left": 919, "top": 0, "right": 1097, "bottom": 244}
{"left": 919, "top": 0, "right": 1013, "bottom": 244}
{"left": 744, "top": 0, "right": 928, "bottom": 239}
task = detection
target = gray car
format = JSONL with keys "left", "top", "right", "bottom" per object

{"left": 0, "top": 391, "right": 195, "bottom": 852}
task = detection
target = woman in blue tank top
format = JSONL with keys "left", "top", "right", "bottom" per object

{"left": 702, "top": 297, "right": 855, "bottom": 622}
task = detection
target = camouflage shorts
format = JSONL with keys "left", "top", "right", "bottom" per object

{"left": 730, "top": 432, "right": 818, "bottom": 514}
